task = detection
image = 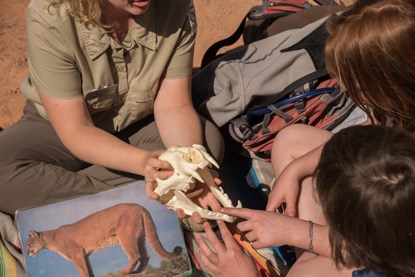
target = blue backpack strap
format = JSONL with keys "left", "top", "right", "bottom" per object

{"left": 247, "top": 87, "right": 335, "bottom": 116}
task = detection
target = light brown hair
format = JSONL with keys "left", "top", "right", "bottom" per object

{"left": 325, "top": 0, "right": 415, "bottom": 131}
{"left": 315, "top": 125, "right": 415, "bottom": 276}
{"left": 46, "top": 0, "right": 105, "bottom": 28}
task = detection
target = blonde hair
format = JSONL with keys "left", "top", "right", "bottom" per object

{"left": 325, "top": 0, "right": 415, "bottom": 131}
{"left": 46, "top": 0, "right": 106, "bottom": 29}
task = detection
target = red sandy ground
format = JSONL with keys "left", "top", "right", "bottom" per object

{"left": 0, "top": 0, "right": 259, "bottom": 129}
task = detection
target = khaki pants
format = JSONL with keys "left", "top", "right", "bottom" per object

{"left": 0, "top": 101, "right": 224, "bottom": 215}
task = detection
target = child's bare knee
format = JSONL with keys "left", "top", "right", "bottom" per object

{"left": 273, "top": 124, "right": 315, "bottom": 152}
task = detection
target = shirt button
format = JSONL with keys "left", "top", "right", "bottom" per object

{"left": 118, "top": 66, "right": 125, "bottom": 72}
{"left": 146, "top": 90, "right": 154, "bottom": 97}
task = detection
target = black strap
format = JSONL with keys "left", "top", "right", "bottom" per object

{"left": 201, "top": 12, "right": 249, "bottom": 68}
{"left": 200, "top": 2, "right": 308, "bottom": 68}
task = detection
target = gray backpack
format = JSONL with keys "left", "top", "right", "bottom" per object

{"left": 192, "top": 16, "right": 355, "bottom": 160}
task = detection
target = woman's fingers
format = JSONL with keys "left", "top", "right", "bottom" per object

{"left": 145, "top": 180, "right": 159, "bottom": 200}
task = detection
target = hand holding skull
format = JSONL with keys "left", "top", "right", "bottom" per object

{"left": 153, "top": 144, "right": 242, "bottom": 223}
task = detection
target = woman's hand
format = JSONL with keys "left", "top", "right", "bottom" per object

{"left": 143, "top": 150, "right": 174, "bottom": 200}
{"left": 195, "top": 220, "right": 259, "bottom": 277}
{"left": 146, "top": 160, "right": 223, "bottom": 231}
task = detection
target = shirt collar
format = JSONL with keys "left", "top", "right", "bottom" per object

{"left": 79, "top": 2, "right": 157, "bottom": 60}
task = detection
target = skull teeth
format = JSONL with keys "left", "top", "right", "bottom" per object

{"left": 155, "top": 145, "right": 242, "bottom": 223}
{"left": 166, "top": 191, "right": 237, "bottom": 223}
{"left": 195, "top": 207, "right": 236, "bottom": 223}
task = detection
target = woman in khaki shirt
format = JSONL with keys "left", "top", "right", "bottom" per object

{"left": 0, "top": 0, "right": 224, "bottom": 227}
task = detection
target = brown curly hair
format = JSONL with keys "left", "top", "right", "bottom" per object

{"left": 315, "top": 125, "right": 415, "bottom": 276}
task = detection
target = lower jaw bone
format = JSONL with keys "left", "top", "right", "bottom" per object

{"left": 167, "top": 190, "right": 238, "bottom": 223}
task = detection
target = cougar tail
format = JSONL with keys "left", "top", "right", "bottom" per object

{"left": 143, "top": 209, "right": 183, "bottom": 260}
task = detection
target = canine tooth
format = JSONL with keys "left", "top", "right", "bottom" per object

{"left": 190, "top": 171, "right": 204, "bottom": 183}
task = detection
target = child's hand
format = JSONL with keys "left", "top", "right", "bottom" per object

{"left": 266, "top": 165, "right": 300, "bottom": 216}
{"left": 222, "top": 208, "right": 296, "bottom": 249}
{"left": 195, "top": 221, "right": 258, "bottom": 277}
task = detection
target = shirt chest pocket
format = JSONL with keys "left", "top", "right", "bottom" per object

{"left": 113, "top": 82, "right": 158, "bottom": 131}
{"left": 84, "top": 84, "right": 118, "bottom": 114}
{"left": 122, "top": 84, "right": 156, "bottom": 120}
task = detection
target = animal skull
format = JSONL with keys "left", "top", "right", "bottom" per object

{"left": 155, "top": 144, "right": 242, "bottom": 223}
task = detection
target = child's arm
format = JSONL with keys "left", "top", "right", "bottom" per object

{"left": 222, "top": 208, "right": 332, "bottom": 257}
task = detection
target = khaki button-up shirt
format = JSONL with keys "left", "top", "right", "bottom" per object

{"left": 21, "top": 0, "right": 195, "bottom": 132}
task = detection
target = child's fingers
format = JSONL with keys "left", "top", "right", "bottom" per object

{"left": 203, "top": 222, "right": 226, "bottom": 254}
{"left": 205, "top": 193, "right": 223, "bottom": 213}
{"left": 198, "top": 249, "right": 220, "bottom": 274}
{"left": 250, "top": 240, "right": 262, "bottom": 250}
{"left": 221, "top": 207, "right": 253, "bottom": 219}
{"left": 284, "top": 199, "right": 297, "bottom": 217}
{"left": 235, "top": 219, "right": 251, "bottom": 233}
{"left": 195, "top": 232, "right": 220, "bottom": 266}
{"left": 265, "top": 192, "right": 284, "bottom": 212}
{"left": 216, "top": 221, "right": 239, "bottom": 248}
{"left": 243, "top": 230, "right": 257, "bottom": 244}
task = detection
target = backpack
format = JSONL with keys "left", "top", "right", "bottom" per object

{"left": 201, "top": 0, "right": 344, "bottom": 68}
{"left": 192, "top": 4, "right": 355, "bottom": 161}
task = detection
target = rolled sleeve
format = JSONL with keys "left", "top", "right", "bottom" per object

{"left": 26, "top": 9, "right": 81, "bottom": 98}
{"left": 163, "top": 16, "right": 195, "bottom": 79}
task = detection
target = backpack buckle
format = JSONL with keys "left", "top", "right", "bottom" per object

{"left": 229, "top": 118, "right": 257, "bottom": 142}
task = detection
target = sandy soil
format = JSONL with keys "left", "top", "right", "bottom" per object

{"left": 0, "top": 0, "right": 258, "bottom": 129}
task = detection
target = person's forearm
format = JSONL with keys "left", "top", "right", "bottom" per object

{"left": 39, "top": 93, "right": 151, "bottom": 175}
{"left": 288, "top": 219, "right": 332, "bottom": 257}
{"left": 286, "top": 144, "right": 325, "bottom": 179}
{"left": 63, "top": 125, "right": 149, "bottom": 175}
{"left": 155, "top": 104, "right": 203, "bottom": 147}
{"left": 154, "top": 75, "right": 203, "bottom": 148}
